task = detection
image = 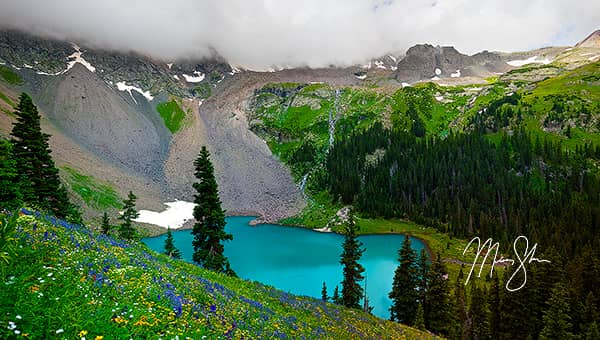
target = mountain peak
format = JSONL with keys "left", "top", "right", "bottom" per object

{"left": 575, "top": 29, "right": 600, "bottom": 48}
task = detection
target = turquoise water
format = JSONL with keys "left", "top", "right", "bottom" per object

{"left": 142, "top": 216, "right": 424, "bottom": 319}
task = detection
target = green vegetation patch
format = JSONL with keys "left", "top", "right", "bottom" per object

{"left": 0, "top": 91, "right": 14, "bottom": 107}
{"left": 156, "top": 99, "right": 187, "bottom": 133}
{"left": 0, "top": 212, "right": 434, "bottom": 339}
{"left": 61, "top": 166, "right": 122, "bottom": 209}
{"left": 0, "top": 65, "right": 24, "bottom": 85}
{"left": 193, "top": 83, "right": 212, "bottom": 99}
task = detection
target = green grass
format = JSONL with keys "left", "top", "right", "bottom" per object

{"left": 0, "top": 65, "right": 23, "bottom": 86}
{"left": 156, "top": 100, "right": 187, "bottom": 133}
{"left": 61, "top": 167, "right": 122, "bottom": 210}
{"left": 0, "top": 91, "right": 14, "bottom": 107}
{"left": 193, "top": 83, "right": 212, "bottom": 99}
{"left": 0, "top": 211, "right": 437, "bottom": 339}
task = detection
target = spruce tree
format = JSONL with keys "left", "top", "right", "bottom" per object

{"left": 332, "top": 285, "right": 340, "bottom": 304}
{"left": 488, "top": 274, "right": 501, "bottom": 339}
{"left": 540, "top": 283, "right": 573, "bottom": 340}
{"left": 339, "top": 211, "right": 365, "bottom": 309}
{"left": 118, "top": 191, "right": 139, "bottom": 240}
{"left": 414, "top": 303, "right": 426, "bottom": 330}
{"left": 426, "top": 252, "right": 451, "bottom": 335}
{"left": 321, "top": 281, "right": 328, "bottom": 302}
{"left": 163, "top": 227, "right": 182, "bottom": 259}
{"left": 10, "top": 93, "right": 78, "bottom": 219}
{"left": 191, "top": 146, "right": 234, "bottom": 275}
{"left": 389, "top": 235, "right": 419, "bottom": 324}
{"left": 101, "top": 212, "right": 111, "bottom": 234}
{"left": 417, "top": 248, "right": 429, "bottom": 317}
{"left": 0, "top": 139, "right": 21, "bottom": 210}
{"left": 469, "top": 282, "right": 490, "bottom": 340}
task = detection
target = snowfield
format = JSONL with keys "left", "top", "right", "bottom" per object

{"left": 182, "top": 71, "right": 206, "bottom": 83}
{"left": 135, "top": 201, "right": 196, "bottom": 229}
{"left": 116, "top": 81, "right": 154, "bottom": 102}
{"left": 507, "top": 56, "right": 552, "bottom": 67}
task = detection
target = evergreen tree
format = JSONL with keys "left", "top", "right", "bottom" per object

{"left": 488, "top": 274, "right": 501, "bottom": 340}
{"left": 332, "top": 285, "right": 340, "bottom": 304}
{"left": 417, "top": 248, "right": 429, "bottom": 318}
{"left": 540, "top": 283, "right": 573, "bottom": 340}
{"left": 469, "top": 282, "right": 490, "bottom": 340}
{"left": 414, "top": 303, "right": 426, "bottom": 330}
{"left": 101, "top": 212, "right": 111, "bottom": 235}
{"left": 389, "top": 235, "right": 419, "bottom": 325}
{"left": 450, "top": 265, "right": 469, "bottom": 340}
{"left": 118, "top": 191, "right": 139, "bottom": 240}
{"left": 0, "top": 139, "right": 21, "bottom": 210}
{"left": 10, "top": 93, "right": 78, "bottom": 219}
{"left": 163, "top": 227, "right": 182, "bottom": 259}
{"left": 426, "top": 252, "right": 451, "bottom": 335}
{"left": 339, "top": 212, "right": 365, "bottom": 309}
{"left": 191, "top": 146, "right": 234, "bottom": 275}
{"left": 321, "top": 282, "right": 328, "bottom": 302}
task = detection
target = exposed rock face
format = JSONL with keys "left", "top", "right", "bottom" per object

{"left": 395, "top": 44, "right": 508, "bottom": 83}
{"left": 576, "top": 29, "right": 600, "bottom": 48}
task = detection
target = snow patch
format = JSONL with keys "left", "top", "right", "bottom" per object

{"left": 228, "top": 64, "right": 242, "bottom": 75}
{"left": 65, "top": 44, "right": 96, "bottom": 73}
{"left": 355, "top": 74, "right": 367, "bottom": 80}
{"left": 388, "top": 54, "right": 397, "bottom": 63}
{"left": 402, "top": 82, "right": 411, "bottom": 87}
{"left": 134, "top": 201, "right": 196, "bottom": 229}
{"left": 435, "top": 68, "right": 442, "bottom": 76}
{"left": 431, "top": 76, "right": 440, "bottom": 81}
{"left": 182, "top": 71, "right": 205, "bottom": 83}
{"left": 166, "top": 63, "right": 173, "bottom": 69}
{"left": 0, "top": 61, "right": 5, "bottom": 65}
{"left": 391, "top": 65, "right": 398, "bottom": 71}
{"left": 173, "top": 75, "right": 179, "bottom": 80}
{"left": 198, "top": 100, "right": 204, "bottom": 107}
{"left": 361, "top": 61, "right": 372, "bottom": 69}
{"left": 23, "top": 64, "right": 33, "bottom": 69}
{"left": 374, "top": 60, "right": 386, "bottom": 69}
{"left": 451, "top": 69, "right": 461, "bottom": 78}
{"left": 507, "top": 56, "right": 552, "bottom": 67}
{"left": 116, "top": 81, "right": 154, "bottom": 102}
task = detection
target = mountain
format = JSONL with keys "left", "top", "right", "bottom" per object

{"left": 394, "top": 44, "right": 509, "bottom": 83}
{"left": 1, "top": 28, "right": 599, "bottom": 228}
{"left": 576, "top": 29, "right": 600, "bottom": 48}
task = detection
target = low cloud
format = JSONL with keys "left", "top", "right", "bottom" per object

{"left": 0, "top": 0, "right": 598, "bottom": 68}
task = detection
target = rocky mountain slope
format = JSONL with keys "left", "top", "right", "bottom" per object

{"left": 1, "top": 28, "right": 598, "bottom": 227}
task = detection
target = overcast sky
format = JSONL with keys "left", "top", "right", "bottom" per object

{"left": 0, "top": 0, "right": 598, "bottom": 69}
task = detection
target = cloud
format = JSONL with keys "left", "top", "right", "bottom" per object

{"left": 0, "top": 0, "right": 598, "bottom": 68}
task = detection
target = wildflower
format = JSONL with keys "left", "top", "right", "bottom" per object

{"left": 56, "top": 329, "right": 64, "bottom": 334}
{"left": 14, "top": 330, "right": 20, "bottom": 335}
{"left": 8, "top": 321, "right": 16, "bottom": 330}
{"left": 78, "top": 330, "right": 88, "bottom": 337}
{"left": 94, "top": 336, "right": 104, "bottom": 340}
{"left": 16, "top": 315, "right": 21, "bottom": 319}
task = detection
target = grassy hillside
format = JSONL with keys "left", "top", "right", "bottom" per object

{"left": 0, "top": 211, "right": 436, "bottom": 339}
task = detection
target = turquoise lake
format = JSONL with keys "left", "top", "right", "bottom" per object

{"left": 142, "top": 216, "right": 424, "bottom": 319}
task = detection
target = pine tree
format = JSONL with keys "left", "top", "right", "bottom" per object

{"left": 414, "top": 303, "right": 426, "bottom": 330}
{"left": 540, "top": 283, "right": 573, "bottom": 340}
{"left": 469, "top": 282, "right": 490, "bottom": 340}
{"left": 389, "top": 235, "right": 419, "bottom": 325}
{"left": 488, "top": 274, "right": 501, "bottom": 339}
{"left": 321, "top": 281, "right": 328, "bottom": 302}
{"left": 0, "top": 139, "right": 21, "bottom": 210}
{"left": 450, "top": 264, "right": 469, "bottom": 340}
{"left": 426, "top": 252, "right": 451, "bottom": 335}
{"left": 101, "top": 212, "right": 111, "bottom": 234}
{"left": 332, "top": 285, "right": 340, "bottom": 304}
{"left": 339, "top": 211, "right": 365, "bottom": 309}
{"left": 163, "top": 227, "right": 182, "bottom": 259}
{"left": 191, "top": 146, "right": 234, "bottom": 275}
{"left": 417, "top": 248, "right": 429, "bottom": 318}
{"left": 118, "top": 191, "right": 139, "bottom": 240}
{"left": 10, "top": 93, "right": 78, "bottom": 219}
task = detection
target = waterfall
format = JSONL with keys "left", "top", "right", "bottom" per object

{"left": 328, "top": 89, "right": 341, "bottom": 150}
{"left": 299, "top": 173, "right": 309, "bottom": 200}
